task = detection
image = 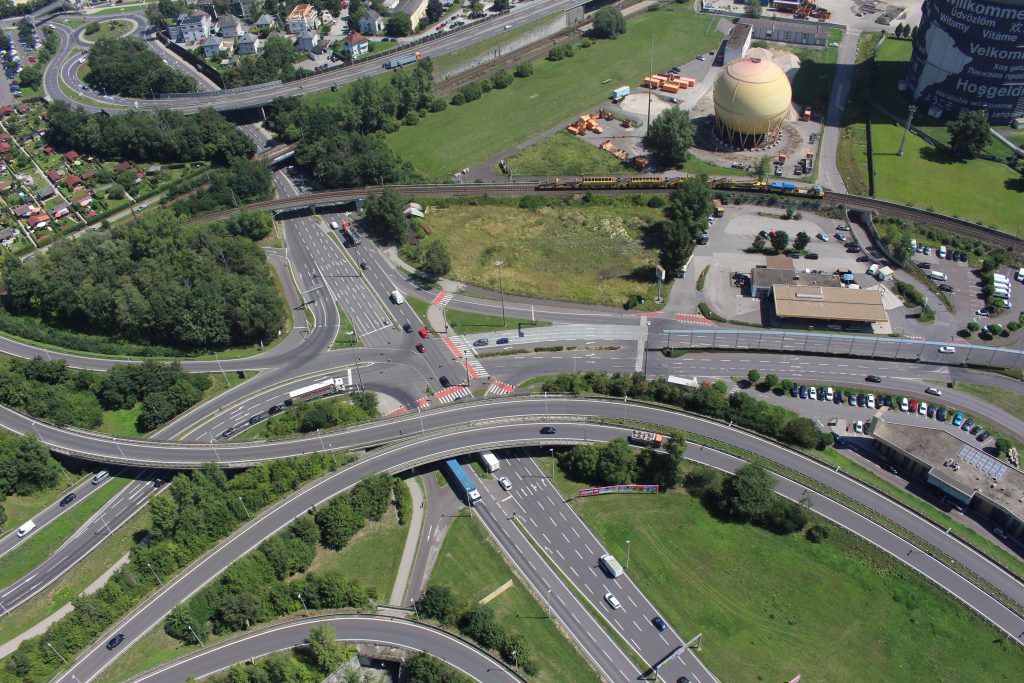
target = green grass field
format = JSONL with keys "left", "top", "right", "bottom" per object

{"left": 842, "top": 36, "right": 1023, "bottom": 230}
{"left": 1, "top": 472, "right": 87, "bottom": 534}
{"left": 404, "top": 198, "right": 669, "bottom": 308}
{"left": 388, "top": 6, "right": 722, "bottom": 179}
{"left": 440, "top": 307, "right": 549, "bottom": 335}
{"left": 0, "top": 477, "right": 131, "bottom": 588}
{"left": 333, "top": 302, "right": 360, "bottom": 349}
{"left": 956, "top": 384, "right": 1024, "bottom": 422}
{"left": 507, "top": 132, "right": 637, "bottom": 176}
{"left": 82, "top": 20, "right": 131, "bottom": 42}
{"left": 0, "top": 505, "right": 150, "bottom": 647}
{"left": 429, "top": 512, "right": 599, "bottom": 683}
{"left": 563, "top": 470, "right": 1024, "bottom": 682}
{"left": 295, "top": 505, "right": 408, "bottom": 599}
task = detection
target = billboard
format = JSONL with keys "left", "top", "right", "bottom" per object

{"left": 906, "top": 0, "right": 1024, "bottom": 124}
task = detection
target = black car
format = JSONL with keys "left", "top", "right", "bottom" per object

{"left": 917, "top": 262, "right": 931, "bottom": 269}
{"left": 938, "top": 284, "right": 954, "bottom": 293}
{"left": 248, "top": 414, "right": 266, "bottom": 425}
{"left": 359, "top": 261, "right": 368, "bottom": 270}
{"left": 947, "top": 251, "right": 957, "bottom": 260}
{"left": 153, "top": 478, "right": 165, "bottom": 488}
{"left": 221, "top": 427, "right": 237, "bottom": 439}
{"left": 59, "top": 492, "right": 77, "bottom": 507}
{"left": 958, "top": 252, "right": 968, "bottom": 262}
{"left": 439, "top": 375, "right": 451, "bottom": 388}
{"left": 402, "top": 322, "right": 413, "bottom": 333}
{"left": 759, "top": 230, "right": 770, "bottom": 239}
{"left": 834, "top": 389, "right": 843, "bottom": 403}
{"left": 496, "top": 337, "right": 510, "bottom": 345}
{"left": 846, "top": 244, "right": 861, "bottom": 252}
{"left": 652, "top": 615, "right": 668, "bottom": 631}
{"left": 805, "top": 252, "right": 819, "bottom": 260}
{"left": 790, "top": 384, "right": 799, "bottom": 397}
{"left": 268, "top": 403, "right": 286, "bottom": 415}
{"left": 883, "top": 395, "right": 893, "bottom": 407}
{"left": 857, "top": 255, "right": 870, "bottom": 262}
{"left": 106, "top": 633, "right": 125, "bottom": 650}
{"left": 866, "top": 375, "right": 882, "bottom": 383}
{"left": 977, "top": 430, "right": 990, "bottom": 441}
{"left": 970, "top": 424, "right": 982, "bottom": 435}
{"left": 857, "top": 394, "right": 867, "bottom": 407}
{"left": 540, "top": 426, "right": 557, "bottom": 434}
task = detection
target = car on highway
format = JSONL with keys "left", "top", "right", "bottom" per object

{"left": 496, "top": 337, "right": 510, "bottom": 345}
{"left": 249, "top": 414, "right": 266, "bottom": 425}
{"left": 415, "top": 343, "right": 426, "bottom": 353}
{"left": 925, "top": 387, "right": 942, "bottom": 396}
{"left": 418, "top": 327, "right": 430, "bottom": 339}
{"left": 652, "top": 615, "right": 668, "bottom": 631}
{"left": 952, "top": 412, "right": 965, "bottom": 427}
{"left": 92, "top": 471, "right": 109, "bottom": 485}
{"left": 961, "top": 418, "right": 975, "bottom": 431}
{"left": 938, "top": 346, "right": 956, "bottom": 353}
{"left": 540, "top": 426, "right": 557, "bottom": 434}
{"left": 936, "top": 407, "right": 948, "bottom": 421}
{"left": 221, "top": 427, "right": 237, "bottom": 438}
{"left": 854, "top": 420, "right": 864, "bottom": 433}
{"left": 268, "top": 403, "right": 286, "bottom": 415}
{"left": 106, "top": 633, "right": 125, "bottom": 650}
{"left": 359, "top": 261, "right": 368, "bottom": 270}
{"left": 604, "top": 592, "right": 621, "bottom": 610}
{"left": 497, "top": 476, "right": 512, "bottom": 491}
{"left": 60, "top": 492, "right": 77, "bottom": 507}
{"left": 866, "top": 375, "right": 882, "bottom": 383}
{"left": 473, "top": 338, "right": 489, "bottom": 346}
{"left": 918, "top": 401, "right": 928, "bottom": 415}
{"left": 439, "top": 376, "right": 451, "bottom": 388}
{"left": 402, "top": 322, "right": 413, "bottom": 333}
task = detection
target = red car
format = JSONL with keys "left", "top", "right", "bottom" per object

{"left": 418, "top": 327, "right": 430, "bottom": 339}
{"left": 28, "top": 57, "right": 36, "bottom": 63}
{"left": 909, "top": 399, "right": 919, "bottom": 413}
{"left": 416, "top": 343, "right": 426, "bottom": 353}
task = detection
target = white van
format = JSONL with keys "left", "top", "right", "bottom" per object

{"left": 389, "top": 290, "right": 405, "bottom": 305}
{"left": 92, "top": 470, "right": 109, "bottom": 485}
{"left": 17, "top": 520, "right": 36, "bottom": 537}
{"left": 1016, "top": 267, "right": 1024, "bottom": 282}
{"left": 329, "top": 221, "right": 340, "bottom": 230}
{"left": 866, "top": 264, "right": 880, "bottom": 276}
{"left": 939, "top": 245, "right": 947, "bottom": 259}
{"left": 993, "top": 273, "right": 1009, "bottom": 282}
{"left": 929, "top": 271, "right": 947, "bottom": 281}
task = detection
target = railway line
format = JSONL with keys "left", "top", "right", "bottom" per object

{"left": 187, "top": 179, "right": 1024, "bottom": 252}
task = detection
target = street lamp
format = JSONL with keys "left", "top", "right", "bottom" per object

{"left": 187, "top": 625, "right": 204, "bottom": 647}
{"left": 495, "top": 260, "right": 506, "bottom": 327}
{"left": 296, "top": 593, "right": 309, "bottom": 616}
{"left": 146, "top": 563, "right": 163, "bottom": 587}
{"left": 238, "top": 496, "right": 251, "bottom": 519}
{"left": 626, "top": 540, "right": 631, "bottom": 570}
{"left": 46, "top": 642, "right": 67, "bottom": 665}
{"left": 411, "top": 598, "right": 419, "bottom": 620}
{"left": 549, "top": 448, "right": 555, "bottom": 478}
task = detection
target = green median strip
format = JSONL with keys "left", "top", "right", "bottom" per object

{"left": 333, "top": 302, "right": 360, "bottom": 349}
{"left": 0, "top": 477, "right": 131, "bottom": 588}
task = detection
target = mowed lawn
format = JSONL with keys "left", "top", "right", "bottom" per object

{"left": 507, "top": 132, "right": 637, "bottom": 176}
{"left": 388, "top": 6, "right": 722, "bottom": 179}
{"left": 569, "top": 482, "right": 1024, "bottom": 682}
{"left": 414, "top": 199, "right": 667, "bottom": 307}
{"left": 429, "top": 512, "right": 599, "bottom": 683}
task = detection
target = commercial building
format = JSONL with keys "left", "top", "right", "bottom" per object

{"left": 170, "top": 12, "right": 212, "bottom": 43}
{"left": 750, "top": 263, "right": 836, "bottom": 298}
{"left": 870, "top": 414, "right": 1023, "bottom": 543}
{"left": 906, "top": 0, "right": 1024, "bottom": 124}
{"left": 713, "top": 57, "right": 792, "bottom": 148}
{"left": 739, "top": 17, "right": 827, "bottom": 47}
{"left": 771, "top": 284, "right": 888, "bottom": 323}
{"left": 723, "top": 22, "right": 751, "bottom": 65}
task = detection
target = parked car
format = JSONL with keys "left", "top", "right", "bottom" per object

{"left": 808, "top": 386, "right": 817, "bottom": 400}
{"left": 927, "top": 405, "right": 936, "bottom": 418}
{"left": 799, "top": 385, "right": 808, "bottom": 399}
{"left": 918, "top": 401, "right": 928, "bottom": 415}
{"left": 952, "top": 412, "right": 965, "bottom": 427}
{"left": 866, "top": 394, "right": 875, "bottom": 408}
{"left": 854, "top": 420, "right": 864, "bottom": 433}
{"left": 825, "top": 386, "right": 834, "bottom": 401}
{"left": 938, "top": 284, "right": 954, "bottom": 293}
{"left": 909, "top": 399, "right": 918, "bottom": 413}
{"left": 848, "top": 393, "right": 858, "bottom": 406}
{"left": 834, "top": 389, "right": 844, "bottom": 403}
{"left": 977, "top": 430, "right": 990, "bottom": 441}
{"left": 961, "top": 418, "right": 975, "bottom": 431}
{"left": 805, "top": 252, "right": 819, "bottom": 260}
{"left": 936, "top": 407, "right": 948, "bottom": 421}
{"left": 790, "top": 384, "right": 799, "bottom": 397}
{"left": 970, "top": 424, "right": 982, "bottom": 435}
{"left": 976, "top": 308, "right": 991, "bottom": 317}
{"left": 857, "top": 394, "right": 866, "bottom": 407}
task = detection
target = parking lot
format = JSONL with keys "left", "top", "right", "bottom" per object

{"left": 910, "top": 244, "right": 1020, "bottom": 330}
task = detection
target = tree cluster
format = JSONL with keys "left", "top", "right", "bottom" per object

{"left": 86, "top": 37, "right": 197, "bottom": 97}
{"left": 269, "top": 61, "right": 434, "bottom": 189}
{"left": 166, "top": 473, "right": 393, "bottom": 641}
{"left": 362, "top": 186, "right": 409, "bottom": 244}
{"left": 46, "top": 102, "right": 254, "bottom": 165}
{"left": 658, "top": 177, "right": 712, "bottom": 274}
{"left": 99, "top": 360, "right": 213, "bottom": 432}
{"left": 557, "top": 437, "right": 686, "bottom": 491}
{"left": 643, "top": 108, "right": 696, "bottom": 168}
{"left": 687, "top": 464, "right": 810, "bottom": 535}
{"left": 0, "top": 210, "right": 286, "bottom": 351}
{"left": 0, "top": 432, "right": 60, "bottom": 503}
{"left": 591, "top": 6, "right": 626, "bottom": 39}
{"left": 416, "top": 586, "right": 538, "bottom": 675}
{"left": 222, "top": 37, "right": 298, "bottom": 88}
{"left": 171, "top": 158, "right": 274, "bottom": 216}
{"left": 541, "top": 371, "right": 833, "bottom": 450}
{"left": 261, "top": 392, "right": 378, "bottom": 437}
{"left": 406, "top": 652, "right": 473, "bottom": 683}
{"left": 6, "top": 454, "right": 339, "bottom": 683}
{"left": 0, "top": 0, "right": 53, "bottom": 19}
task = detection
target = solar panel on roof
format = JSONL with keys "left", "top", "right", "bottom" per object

{"left": 995, "top": 465, "right": 1007, "bottom": 480}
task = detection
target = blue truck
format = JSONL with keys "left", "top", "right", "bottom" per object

{"left": 611, "top": 85, "right": 630, "bottom": 101}
{"left": 383, "top": 52, "right": 421, "bottom": 69}
{"left": 443, "top": 458, "right": 481, "bottom": 506}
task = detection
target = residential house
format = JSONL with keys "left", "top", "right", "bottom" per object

{"left": 359, "top": 9, "right": 385, "bottom": 35}
{"left": 0, "top": 142, "right": 11, "bottom": 155}
{"left": 396, "top": 0, "right": 428, "bottom": 27}
{"left": 0, "top": 133, "right": 12, "bottom": 142}
{"left": 0, "top": 180, "right": 12, "bottom": 192}
{"left": 0, "top": 105, "right": 12, "bottom": 117}
{"left": 42, "top": 145, "right": 54, "bottom": 155}
{"left": 0, "top": 227, "right": 16, "bottom": 246}
{"left": 15, "top": 104, "right": 30, "bottom": 115}
{"left": 340, "top": 32, "right": 369, "bottom": 58}
{"left": 254, "top": 14, "right": 276, "bottom": 30}
{"left": 81, "top": 170, "right": 97, "bottom": 181}
{"left": 146, "top": 165, "right": 163, "bottom": 175}
{"left": 63, "top": 174, "right": 82, "bottom": 189}
{"left": 71, "top": 191, "right": 93, "bottom": 206}
{"left": 219, "top": 14, "right": 243, "bottom": 38}
{"left": 286, "top": 4, "right": 319, "bottom": 33}
{"left": 51, "top": 203, "right": 70, "bottom": 218}
{"left": 233, "top": 0, "right": 256, "bottom": 18}
{"left": 12, "top": 205, "right": 32, "bottom": 218}
{"left": 116, "top": 161, "right": 133, "bottom": 172}
{"left": 171, "top": 12, "right": 213, "bottom": 43}
{"left": 202, "top": 35, "right": 231, "bottom": 58}
{"left": 237, "top": 32, "right": 259, "bottom": 55}
{"left": 64, "top": 150, "right": 80, "bottom": 163}
{"left": 37, "top": 186, "right": 54, "bottom": 201}
{"left": 46, "top": 169, "right": 62, "bottom": 183}
{"left": 320, "top": 10, "right": 334, "bottom": 25}
{"left": 26, "top": 214, "right": 48, "bottom": 229}
{"left": 295, "top": 29, "right": 319, "bottom": 51}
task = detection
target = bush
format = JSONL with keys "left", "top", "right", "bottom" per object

{"left": 806, "top": 524, "right": 831, "bottom": 543}
{"left": 514, "top": 62, "right": 534, "bottom": 78}
{"left": 417, "top": 585, "right": 460, "bottom": 625}
{"left": 449, "top": 91, "right": 466, "bottom": 106}
{"left": 427, "top": 97, "right": 448, "bottom": 112}
{"left": 490, "top": 69, "right": 513, "bottom": 89}
{"left": 547, "top": 44, "right": 574, "bottom": 61}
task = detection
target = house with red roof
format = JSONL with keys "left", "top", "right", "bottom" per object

{"left": 71, "top": 191, "right": 93, "bottom": 206}
{"left": 47, "top": 169, "right": 62, "bottom": 183}
{"left": 64, "top": 174, "right": 82, "bottom": 189}
{"left": 26, "top": 214, "right": 49, "bottom": 228}
{"left": 64, "top": 150, "right": 80, "bottom": 162}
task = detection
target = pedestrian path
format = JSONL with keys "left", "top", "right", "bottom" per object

{"left": 485, "top": 381, "right": 515, "bottom": 397}
{"left": 432, "top": 291, "right": 454, "bottom": 307}
{"left": 435, "top": 386, "right": 473, "bottom": 404}
{"left": 443, "top": 336, "right": 489, "bottom": 379}
{"left": 388, "top": 478, "right": 425, "bottom": 606}
{"left": 386, "top": 405, "right": 410, "bottom": 417}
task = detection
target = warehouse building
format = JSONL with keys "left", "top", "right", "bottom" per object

{"left": 869, "top": 414, "right": 1024, "bottom": 543}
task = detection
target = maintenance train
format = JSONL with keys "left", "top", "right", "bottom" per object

{"left": 536, "top": 176, "right": 825, "bottom": 198}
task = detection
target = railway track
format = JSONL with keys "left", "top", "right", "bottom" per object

{"left": 188, "top": 181, "right": 1023, "bottom": 252}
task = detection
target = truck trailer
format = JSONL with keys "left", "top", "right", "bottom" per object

{"left": 283, "top": 371, "right": 353, "bottom": 406}
{"left": 443, "top": 458, "right": 481, "bottom": 506}
{"left": 383, "top": 52, "right": 421, "bottom": 69}
{"left": 599, "top": 553, "right": 624, "bottom": 578}
{"left": 628, "top": 430, "right": 666, "bottom": 447}
{"left": 478, "top": 450, "right": 500, "bottom": 473}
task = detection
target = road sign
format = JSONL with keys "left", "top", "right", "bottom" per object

{"left": 655, "top": 265, "right": 666, "bottom": 282}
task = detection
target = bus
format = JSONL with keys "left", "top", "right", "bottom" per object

{"left": 712, "top": 198, "right": 724, "bottom": 217}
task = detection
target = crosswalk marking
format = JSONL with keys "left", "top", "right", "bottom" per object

{"left": 485, "top": 380, "right": 515, "bottom": 396}
{"left": 672, "top": 313, "right": 717, "bottom": 326}
{"left": 445, "top": 335, "right": 489, "bottom": 378}
{"left": 432, "top": 291, "right": 454, "bottom": 307}
{"left": 435, "top": 386, "right": 473, "bottom": 404}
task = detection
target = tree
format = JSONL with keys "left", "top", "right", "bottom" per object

{"left": 718, "top": 464, "right": 776, "bottom": 522}
{"left": 770, "top": 230, "right": 789, "bottom": 251}
{"left": 780, "top": 378, "right": 793, "bottom": 393}
{"left": 491, "top": 0, "right": 510, "bottom": 11}
{"left": 386, "top": 12, "right": 413, "bottom": 37}
{"left": 307, "top": 624, "right": 347, "bottom": 673}
{"left": 421, "top": 240, "right": 452, "bottom": 277}
{"left": 514, "top": 62, "right": 533, "bottom": 78}
{"left": 764, "top": 374, "right": 779, "bottom": 389}
{"left": 595, "top": 439, "right": 638, "bottom": 484}
{"left": 591, "top": 6, "right": 626, "bottom": 39}
{"left": 752, "top": 235, "right": 766, "bottom": 251}
{"left": 793, "top": 231, "right": 810, "bottom": 250}
{"left": 910, "top": 25, "right": 918, "bottom": 40}
{"left": 744, "top": 0, "right": 763, "bottom": 17}
{"left": 995, "top": 437, "right": 1012, "bottom": 457}
{"left": 754, "top": 155, "right": 771, "bottom": 183}
{"left": 947, "top": 109, "right": 990, "bottom": 158}
{"left": 643, "top": 108, "right": 696, "bottom": 167}
{"left": 887, "top": 230, "right": 913, "bottom": 263}
{"left": 426, "top": 0, "right": 444, "bottom": 22}
{"left": 417, "top": 585, "right": 459, "bottom": 624}
{"left": 406, "top": 652, "right": 472, "bottom": 683}
{"left": 782, "top": 416, "right": 820, "bottom": 448}
{"left": 17, "top": 64, "right": 41, "bottom": 88}
{"left": 363, "top": 187, "right": 408, "bottom": 244}
{"left": 86, "top": 37, "right": 196, "bottom": 97}
{"left": 747, "top": 369, "right": 760, "bottom": 384}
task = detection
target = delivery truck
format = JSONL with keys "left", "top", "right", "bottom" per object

{"left": 478, "top": 450, "right": 500, "bottom": 473}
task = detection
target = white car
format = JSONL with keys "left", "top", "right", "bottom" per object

{"left": 866, "top": 394, "right": 875, "bottom": 408}
{"left": 925, "top": 387, "right": 942, "bottom": 396}
{"left": 899, "top": 397, "right": 909, "bottom": 412}
{"left": 854, "top": 420, "right": 864, "bottom": 433}
{"left": 918, "top": 401, "right": 928, "bottom": 415}
{"left": 604, "top": 592, "right": 622, "bottom": 610}
{"left": 808, "top": 387, "right": 817, "bottom": 400}
{"left": 938, "top": 346, "right": 957, "bottom": 354}
{"left": 825, "top": 386, "right": 834, "bottom": 401}
{"left": 497, "top": 476, "right": 512, "bottom": 491}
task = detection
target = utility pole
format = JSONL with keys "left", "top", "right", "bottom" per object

{"left": 897, "top": 104, "right": 917, "bottom": 157}
{"left": 495, "top": 260, "right": 506, "bottom": 326}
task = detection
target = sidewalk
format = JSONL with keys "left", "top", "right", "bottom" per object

{"left": 0, "top": 553, "right": 130, "bottom": 658}
{"left": 388, "top": 478, "right": 425, "bottom": 606}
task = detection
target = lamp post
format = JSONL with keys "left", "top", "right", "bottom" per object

{"left": 550, "top": 448, "right": 555, "bottom": 478}
{"left": 897, "top": 104, "right": 917, "bottom": 157}
{"left": 187, "top": 625, "right": 204, "bottom": 647}
{"left": 626, "top": 540, "right": 631, "bottom": 570}
{"left": 297, "top": 593, "right": 309, "bottom": 616}
{"left": 46, "top": 642, "right": 67, "bottom": 665}
{"left": 238, "top": 496, "right": 251, "bottom": 519}
{"left": 495, "top": 260, "right": 506, "bottom": 327}
{"left": 146, "top": 563, "right": 163, "bottom": 587}
{"left": 411, "top": 598, "right": 419, "bottom": 620}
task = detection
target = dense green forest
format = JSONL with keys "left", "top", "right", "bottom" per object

{"left": 46, "top": 102, "right": 255, "bottom": 165}
{"left": 268, "top": 60, "right": 438, "bottom": 188}
{"left": 0, "top": 210, "right": 287, "bottom": 351}
{"left": 86, "top": 37, "right": 196, "bottom": 97}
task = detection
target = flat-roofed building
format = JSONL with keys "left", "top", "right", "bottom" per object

{"left": 771, "top": 284, "right": 887, "bottom": 323}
